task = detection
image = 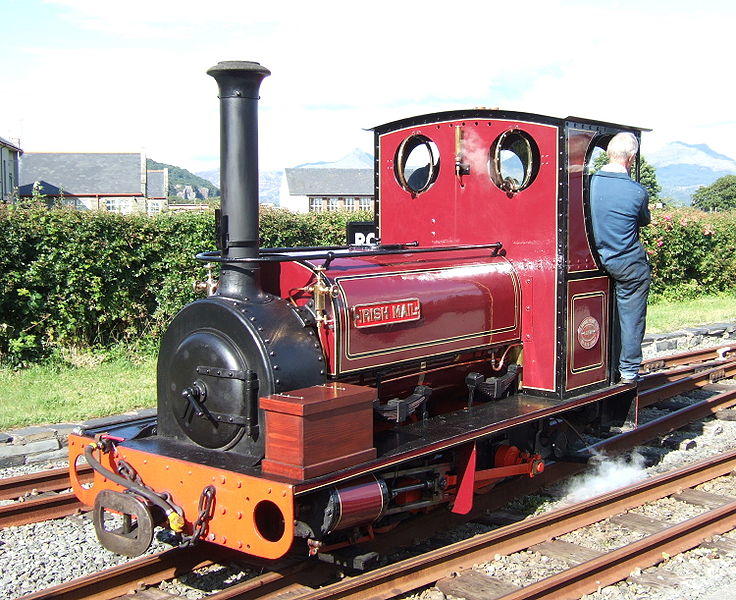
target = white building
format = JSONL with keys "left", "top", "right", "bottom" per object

{"left": 279, "top": 149, "right": 375, "bottom": 213}
{"left": 1, "top": 136, "right": 22, "bottom": 203}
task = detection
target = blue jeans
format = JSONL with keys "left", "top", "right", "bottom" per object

{"left": 605, "top": 257, "right": 651, "bottom": 380}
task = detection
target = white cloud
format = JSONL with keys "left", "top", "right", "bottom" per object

{"left": 4, "top": 0, "right": 736, "bottom": 172}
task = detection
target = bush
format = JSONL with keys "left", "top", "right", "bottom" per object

{"left": 0, "top": 204, "right": 370, "bottom": 365}
{"left": 2, "top": 203, "right": 733, "bottom": 364}
{"left": 641, "top": 207, "right": 736, "bottom": 301}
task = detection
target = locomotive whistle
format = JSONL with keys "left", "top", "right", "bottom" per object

{"left": 455, "top": 126, "right": 470, "bottom": 179}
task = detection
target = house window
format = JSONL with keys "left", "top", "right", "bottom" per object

{"left": 148, "top": 200, "right": 162, "bottom": 214}
{"left": 328, "top": 198, "right": 340, "bottom": 212}
{"left": 359, "top": 197, "right": 371, "bottom": 211}
{"left": 345, "top": 198, "right": 355, "bottom": 212}
{"left": 105, "top": 198, "right": 131, "bottom": 213}
{"left": 309, "top": 197, "right": 323, "bottom": 212}
{"left": 62, "top": 197, "right": 82, "bottom": 209}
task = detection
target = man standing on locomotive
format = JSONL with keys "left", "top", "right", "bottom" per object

{"left": 590, "top": 132, "right": 651, "bottom": 384}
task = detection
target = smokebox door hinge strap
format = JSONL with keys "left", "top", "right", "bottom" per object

{"left": 196, "top": 366, "right": 250, "bottom": 380}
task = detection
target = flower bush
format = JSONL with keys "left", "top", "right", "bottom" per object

{"left": 641, "top": 207, "right": 736, "bottom": 301}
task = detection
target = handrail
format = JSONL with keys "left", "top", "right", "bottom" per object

{"left": 196, "top": 241, "right": 503, "bottom": 268}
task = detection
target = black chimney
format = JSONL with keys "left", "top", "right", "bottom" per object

{"left": 207, "top": 60, "right": 271, "bottom": 300}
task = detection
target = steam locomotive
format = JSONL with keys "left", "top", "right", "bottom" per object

{"left": 68, "top": 61, "right": 642, "bottom": 562}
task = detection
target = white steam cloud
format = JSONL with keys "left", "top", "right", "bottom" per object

{"left": 461, "top": 128, "right": 490, "bottom": 178}
{"left": 561, "top": 451, "right": 648, "bottom": 504}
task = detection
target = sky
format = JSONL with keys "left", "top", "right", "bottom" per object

{"left": 3, "top": 0, "right": 736, "bottom": 174}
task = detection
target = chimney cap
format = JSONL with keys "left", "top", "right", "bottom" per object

{"left": 207, "top": 61, "right": 271, "bottom": 77}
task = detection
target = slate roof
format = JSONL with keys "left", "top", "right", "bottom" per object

{"left": 0, "top": 136, "right": 22, "bottom": 153}
{"left": 284, "top": 168, "right": 373, "bottom": 196}
{"left": 146, "top": 169, "right": 167, "bottom": 198}
{"left": 19, "top": 153, "right": 143, "bottom": 196}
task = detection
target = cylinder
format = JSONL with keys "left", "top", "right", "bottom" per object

{"left": 207, "top": 60, "right": 271, "bottom": 299}
{"left": 325, "top": 476, "right": 389, "bottom": 533}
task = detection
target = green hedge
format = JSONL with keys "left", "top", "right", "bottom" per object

{"left": 0, "top": 205, "right": 370, "bottom": 364}
{"left": 641, "top": 207, "right": 736, "bottom": 300}
{"left": 1, "top": 204, "right": 733, "bottom": 365}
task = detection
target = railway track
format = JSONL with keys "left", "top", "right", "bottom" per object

{"left": 26, "top": 448, "right": 733, "bottom": 600}
{"left": 0, "top": 465, "right": 92, "bottom": 527}
{"left": 4, "top": 344, "right": 736, "bottom": 599}
{"left": 640, "top": 344, "right": 734, "bottom": 372}
{"left": 251, "top": 449, "right": 736, "bottom": 600}
{"left": 0, "top": 464, "right": 92, "bottom": 501}
{"left": 16, "top": 544, "right": 248, "bottom": 600}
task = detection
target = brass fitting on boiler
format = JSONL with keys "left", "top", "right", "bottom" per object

{"left": 311, "top": 266, "right": 338, "bottom": 328}
{"left": 193, "top": 263, "right": 219, "bottom": 296}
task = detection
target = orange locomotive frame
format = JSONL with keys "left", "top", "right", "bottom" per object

{"left": 68, "top": 434, "right": 295, "bottom": 559}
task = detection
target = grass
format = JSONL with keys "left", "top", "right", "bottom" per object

{"left": 0, "top": 294, "right": 734, "bottom": 430}
{"left": 646, "top": 293, "right": 736, "bottom": 333}
{"left": 0, "top": 355, "right": 156, "bottom": 430}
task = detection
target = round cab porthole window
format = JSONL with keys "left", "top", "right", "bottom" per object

{"left": 395, "top": 135, "right": 440, "bottom": 195}
{"left": 489, "top": 130, "right": 540, "bottom": 195}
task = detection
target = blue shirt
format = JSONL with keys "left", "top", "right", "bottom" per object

{"left": 590, "top": 170, "right": 650, "bottom": 268}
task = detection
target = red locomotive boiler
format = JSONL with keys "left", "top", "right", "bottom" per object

{"left": 68, "top": 61, "right": 643, "bottom": 561}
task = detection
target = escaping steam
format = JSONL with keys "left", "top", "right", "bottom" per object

{"left": 561, "top": 450, "right": 648, "bottom": 504}
{"left": 461, "top": 128, "right": 490, "bottom": 177}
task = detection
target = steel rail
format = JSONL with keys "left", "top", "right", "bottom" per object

{"left": 231, "top": 449, "right": 736, "bottom": 600}
{"left": 601, "top": 383, "right": 736, "bottom": 453}
{"left": 17, "top": 414, "right": 736, "bottom": 600}
{"left": 641, "top": 344, "right": 734, "bottom": 372}
{"left": 8, "top": 346, "right": 734, "bottom": 599}
{"left": 495, "top": 500, "right": 736, "bottom": 600}
{"left": 0, "top": 490, "right": 86, "bottom": 528}
{"left": 0, "top": 464, "right": 92, "bottom": 501}
{"left": 639, "top": 357, "right": 736, "bottom": 391}
{"left": 638, "top": 359, "right": 736, "bottom": 406}
{"left": 16, "top": 544, "right": 238, "bottom": 600}
{"left": 185, "top": 560, "right": 339, "bottom": 600}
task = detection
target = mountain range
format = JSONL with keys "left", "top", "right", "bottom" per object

{"left": 147, "top": 158, "right": 219, "bottom": 200}
{"left": 196, "top": 168, "right": 283, "bottom": 205}
{"left": 647, "top": 142, "right": 736, "bottom": 204}
{"left": 194, "top": 145, "right": 736, "bottom": 207}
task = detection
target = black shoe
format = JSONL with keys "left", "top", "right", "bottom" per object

{"left": 620, "top": 377, "right": 638, "bottom": 385}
